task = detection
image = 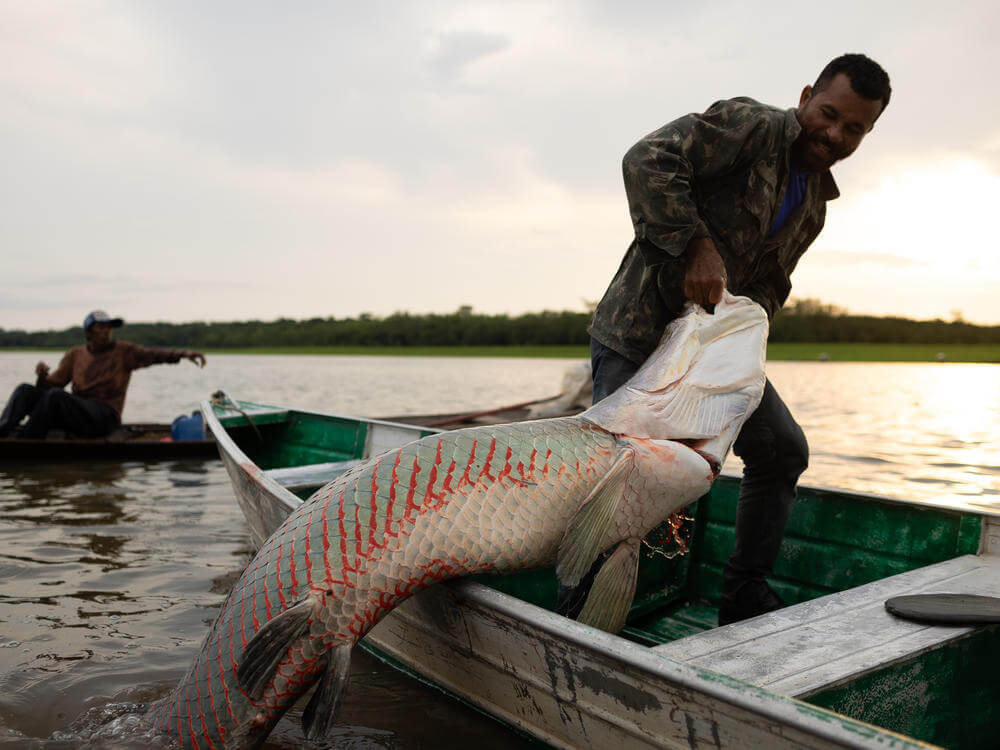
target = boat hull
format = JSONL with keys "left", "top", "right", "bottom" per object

{"left": 0, "top": 424, "right": 215, "bottom": 461}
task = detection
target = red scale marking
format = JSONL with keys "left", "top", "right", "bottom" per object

{"left": 272, "top": 537, "right": 286, "bottom": 612}
{"left": 384, "top": 450, "right": 402, "bottom": 540}
{"left": 457, "top": 440, "right": 478, "bottom": 492}
{"left": 250, "top": 537, "right": 270, "bottom": 630}
{"left": 321, "top": 494, "right": 332, "bottom": 557}
{"left": 423, "top": 439, "right": 443, "bottom": 504}
{"left": 227, "top": 604, "right": 251, "bottom": 700}
{"left": 353, "top": 498, "right": 364, "bottom": 567}
{"left": 437, "top": 459, "right": 458, "bottom": 508}
{"left": 287, "top": 535, "right": 300, "bottom": 595}
{"left": 368, "top": 458, "right": 382, "bottom": 549}
{"left": 176, "top": 685, "right": 185, "bottom": 748}
{"left": 193, "top": 661, "right": 215, "bottom": 749}
{"left": 185, "top": 680, "right": 198, "bottom": 750}
{"left": 348, "top": 474, "right": 363, "bottom": 561}
{"left": 402, "top": 454, "right": 422, "bottom": 523}
{"left": 337, "top": 485, "right": 355, "bottom": 575}
{"left": 324, "top": 492, "right": 337, "bottom": 586}
{"left": 303, "top": 508, "right": 315, "bottom": 588}
{"left": 497, "top": 445, "right": 516, "bottom": 486}
{"left": 238, "top": 579, "right": 249, "bottom": 649}
{"left": 215, "top": 621, "right": 236, "bottom": 726}
{"left": 587, "top": 453, "right": 604, "bottom": 475}
{"left": 202, "top": 638, "right": 225, "bottom": 741}
{"left": 477, "top": 438, "right": 497, "bottom": 483}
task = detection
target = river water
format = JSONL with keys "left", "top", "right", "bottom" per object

{"left": 0, "top": 352, "right": 998, "bottom": 748}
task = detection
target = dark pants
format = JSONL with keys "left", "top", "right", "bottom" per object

{"left": 0, "top": 384, "right": 119, "bottom": 439}
{"left": 557, "top": 339, "right": 807, "bottom": 617}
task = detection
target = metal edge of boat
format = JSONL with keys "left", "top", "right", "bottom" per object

{"left": 200, "top": 400, "right": 942, "bottom": 750}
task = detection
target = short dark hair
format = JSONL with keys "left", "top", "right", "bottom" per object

{"left": 815, "top": 53, "right": 891, "bottom": 117}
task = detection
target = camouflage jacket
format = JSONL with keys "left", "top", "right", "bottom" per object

{"left": 589, "top": 97, "right": 840, "bottom": 364}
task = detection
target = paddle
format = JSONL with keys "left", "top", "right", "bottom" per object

{"left": 885, "top": 594, "right": 1000, "bottom": 624}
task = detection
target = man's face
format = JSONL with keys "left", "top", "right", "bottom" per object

{"left": 793, "top": 72, "right": 883, "bottom": 172}
{"left": 85, "top": 322, "right": 114, "bottom": 348}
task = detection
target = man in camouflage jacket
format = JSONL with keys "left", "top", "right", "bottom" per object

{"left": 578, "top": 54, "right": 891, "bottom": 625}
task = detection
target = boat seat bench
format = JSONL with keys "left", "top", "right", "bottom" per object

{"left": 264, "top": 459, "right": 363, "bottom": 493}
{"left": 651, "top": 552, "right": 1000, "bottom": 698}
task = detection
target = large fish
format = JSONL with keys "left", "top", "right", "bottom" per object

{"left": 148, "top": 293, "right": 767, "bottom": 748}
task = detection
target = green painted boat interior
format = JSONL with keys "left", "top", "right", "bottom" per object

{"left": 221, "top": 406, "right": 434, "bottom": 497}
{"left": 219, "top": 405, "right": 994, "bottom": 749}
{"left": 806, "top": 624, "right": 999, "bottom": 749}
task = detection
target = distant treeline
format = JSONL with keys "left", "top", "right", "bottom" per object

{"left": 2, "top": 300, "right": 998, "bottom": 349}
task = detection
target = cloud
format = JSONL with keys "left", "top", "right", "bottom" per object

{"left": 425, "top": 29, "right": 511, "bottom": 84}
{"left": 2, "top": 0, "right": 1000, "bottom": 330}
{"left": 0, "top": 274, "right": 261, "bottom": 329}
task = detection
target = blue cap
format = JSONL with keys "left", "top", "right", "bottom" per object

{"left": 83, "top": 310, "right": 123, "bottom": 330}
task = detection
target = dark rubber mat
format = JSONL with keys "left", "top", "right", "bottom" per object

{"left": 885, "top": 593, "right": 1000, "bottom": 624}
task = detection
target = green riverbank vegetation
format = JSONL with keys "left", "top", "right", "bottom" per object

{"left": 2, "top": 300, "right": 998, "bottom": 362}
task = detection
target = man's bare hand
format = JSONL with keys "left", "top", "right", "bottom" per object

{"left": 684, "top": 236, "right": 727, "bottom": 307}
{"left": 183, "top": 350, "right": 207, "bottom": 368}
{"left": 35, "top": 362, "right": 50, "bottom": 379}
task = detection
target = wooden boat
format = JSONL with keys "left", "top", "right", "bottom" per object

{"left": 203, "top": 397, "right": 1000, "bottom": 750}
{"left": 0, "top": 422, "right": 217, "bottom": 461}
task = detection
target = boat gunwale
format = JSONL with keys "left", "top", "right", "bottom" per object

{"left": 201, "top": 399, "right": 301, "bottom": 516}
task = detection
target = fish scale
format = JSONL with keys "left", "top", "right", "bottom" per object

{"left": 150, "top": 417, "right": 633, "bottom": 748}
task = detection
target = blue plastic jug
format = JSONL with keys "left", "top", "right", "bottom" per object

{"left": 171, "top": 411, "right": 205, "bottom": 441}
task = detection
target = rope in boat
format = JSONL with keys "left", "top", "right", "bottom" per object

{"left": 210, "top": 389, "right": 263, "bottom": 442}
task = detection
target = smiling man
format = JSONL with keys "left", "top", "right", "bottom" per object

{"left": 576, "top": 54, "right": 891, "bottom": 626}
{"left": 0, "top": 310, "right": 206, "bottom": 440}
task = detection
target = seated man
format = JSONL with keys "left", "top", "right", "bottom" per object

{"left": 0, "top": 310, "right": 206, "bottom": 439}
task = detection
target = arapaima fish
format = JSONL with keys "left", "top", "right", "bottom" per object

{"left": 148, "top": 293, "right": 768, "bottom": 748}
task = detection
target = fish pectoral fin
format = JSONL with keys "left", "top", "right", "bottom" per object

{"left": 237, "top": 596, "right": 316, "bottom": 698}
{"left": 302, "top": 643, "right": 352, "bottom": 739}
{"left": 576, "top": 538, "right": 641, "bottom": 634}
{"left": 556, "top": 446, "right": 634, "bottom": 588}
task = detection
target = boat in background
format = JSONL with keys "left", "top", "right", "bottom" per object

{"left": 203, "top": 395, "right": 1000, "bottom": 750}
{"left": 0, "top": 421, "right": 216, "bottom": 461}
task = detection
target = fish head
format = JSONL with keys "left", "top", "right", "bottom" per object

{"left": 582, "top": 293, "right": 767, "bottom": 469}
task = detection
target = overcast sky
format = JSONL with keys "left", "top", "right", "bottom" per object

{"left": 3, "top": 0, "right": 998, "bottom": 331}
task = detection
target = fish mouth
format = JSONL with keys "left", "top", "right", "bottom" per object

{"left": 668, "top": 438, "right": 721, "bottom": 478}
{"left": 694, "top": 449, "right": 722, "bottom": 478}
